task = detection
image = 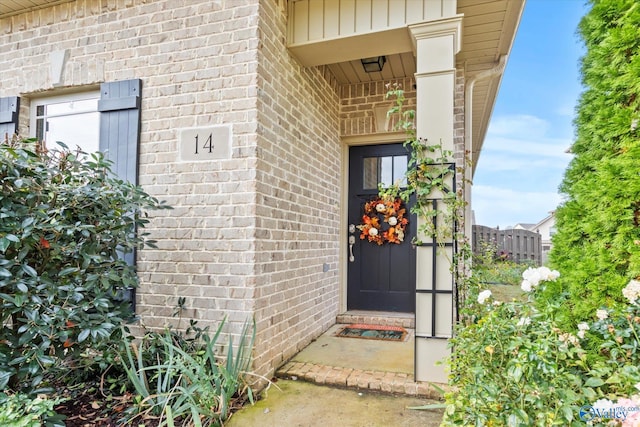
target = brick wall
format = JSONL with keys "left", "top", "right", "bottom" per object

{"left": 251, "top": 0, "right": 342, "bottom": 376}
{"left": 340, "top": 78, "right": 416, "bottom": 137}
{"left": 1, "top": 0, "right": 262, "bottom": 356}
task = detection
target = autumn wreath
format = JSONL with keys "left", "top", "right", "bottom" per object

{"left": 356, "top": 196, "right": 408, "bottom": 245}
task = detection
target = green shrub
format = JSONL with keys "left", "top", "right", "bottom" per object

{"left": 0, "top": 137, "right": 168, "bottom": 392}
{"left": 0, "top": 392, "right": 65, "bottom": 427}
{"left": 444, "top": 268, "right": 640, "bottom": 426}
{"left": 473, "top": 242, "right": 532, "bottom": 287}
{"left": 118, "top": 318, "right": 256, "bottom": 426}
{"left": 545, "top": 0, "right": 640, "bottom": 327}
{"left": 444, "top": 281, "right": 588, "bottom": 425}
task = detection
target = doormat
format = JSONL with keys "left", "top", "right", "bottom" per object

{"left": 334, "top": 324, "right": 408, "bottom": 342}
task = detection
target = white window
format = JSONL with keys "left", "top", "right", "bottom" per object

{"left": 30, "top": 92, "right": 100, "bottom": 154}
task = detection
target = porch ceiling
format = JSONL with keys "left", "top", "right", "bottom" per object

{"left": 321, "top": 0, "right": 525, "bottom": 175}
{"left": 0, "top": 0, "right": 73, "bottom": 19}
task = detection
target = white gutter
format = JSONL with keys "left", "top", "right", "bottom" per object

{"left": 464, "top": 54, "right": 508, "bottom": 168}
{"left": 463, "top": 55, "right": 507, "bottom": 235}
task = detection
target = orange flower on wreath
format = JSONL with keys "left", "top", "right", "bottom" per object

{"left": 356, "top": 196, "right": 408, "bottom": 245}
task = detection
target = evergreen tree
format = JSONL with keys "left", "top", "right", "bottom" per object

{"left": 543, "top": 0, "right": 640, "bottom": 325}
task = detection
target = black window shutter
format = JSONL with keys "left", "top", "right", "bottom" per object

{"left": 98, "top": 79, "right": 141, "bottom": 186}
{"left": 0, "top": 97, "right": 20, "bottom": 140}
{"left": 98, "top": 80, "right": 142, "bottom": 308}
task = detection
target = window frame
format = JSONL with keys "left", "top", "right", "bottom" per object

{"left": 29, "top": 90, "right": 101, "bottom": 153}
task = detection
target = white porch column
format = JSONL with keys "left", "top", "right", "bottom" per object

{"left": 409, "top": 16, "right": 462, "bottom": 384}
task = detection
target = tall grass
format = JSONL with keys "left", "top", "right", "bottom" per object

{"left": 118, "top": 318, "right": 255, "bottom": 426}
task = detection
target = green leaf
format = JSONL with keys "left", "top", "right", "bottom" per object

{"left": 605, "top": 373, "right": 622, "bottom": 384}
{"left": 508, "top": 364, "right": 523, "bottom": 383}
{"left": 0, "top": 370, "right": 11, "bottom": 390}
{"left": 58, "top": 267, "right": 78, "bottom": 277}
{"left": 21, "top": 264, "right": 37, "bottom": 277}
{"left": 21, "top": 217, "right": 35, "bottom": 228}
{"left": 5, "top": 234, "right": 19, "bottom": 243}
{"left": 78, "top": 329, "right": 91, "bottom": 343}
{"left": 0, "top": 239, "right": 10, "bottom": 253}
{"left": 561, "top": 405, "right": 573, "bottom": 421}
{"left": 38, "top": 355, "right": 55, "bottom": 366}
{"left": 584, "top": 377, "right": 604, "bottom": 387}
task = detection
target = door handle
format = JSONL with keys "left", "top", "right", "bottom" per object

{"left": 348, "top": 235, "right": 355, "bottom": 262}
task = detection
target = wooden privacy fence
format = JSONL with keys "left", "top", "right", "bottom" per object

{"left": 472, "top": 225, "right": 542, "bottom": 265}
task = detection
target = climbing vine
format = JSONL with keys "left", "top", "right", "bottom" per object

{"left": 381, "top": 83, "right": 476, "bottom": 315}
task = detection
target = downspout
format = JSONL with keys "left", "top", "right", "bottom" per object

{"left": 460, "top": 55, "right": 507, "bottom": 312}
{"left": 463, "top": 54, "right": 507, "bottom": 236}
{"left": 464, "top": 54, "right": 508, "bottom": 173}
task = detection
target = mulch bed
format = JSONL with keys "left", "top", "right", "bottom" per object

{"left": 51, "top": 377, "right": 251, "bottom": 426}
{"left": 53, "top": 381, "right": 160, "bottom": 427}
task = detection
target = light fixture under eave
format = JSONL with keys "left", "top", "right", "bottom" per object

{"left": 360, "top": 56, "right": 386, "bottom": 73}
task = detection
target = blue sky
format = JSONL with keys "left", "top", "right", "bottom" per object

{"left": 472, "top": 0, "right": 590, "bottom": 228}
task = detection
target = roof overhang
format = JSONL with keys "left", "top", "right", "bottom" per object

{"left": 0, "top": 0, "right": 74, "bottom": 19}
{"left": 287, "top": 0, "right": 526, "bottom": 174}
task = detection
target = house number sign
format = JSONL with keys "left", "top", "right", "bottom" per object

{"left": 179, "top": 125, "right": 231, "bottom": 161}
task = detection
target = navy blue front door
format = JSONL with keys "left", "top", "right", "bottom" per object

{"left": 347, "top": 143, "right": 416, "bottom": 312}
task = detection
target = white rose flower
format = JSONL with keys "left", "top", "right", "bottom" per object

{"left": 376, "top": 203, "right": 386, "bottom": 212}
{"left": 559, "top": 333, "right": 579, "bottom": 346}
{"left": 520, "top": 267, "right": 561, "bottom": 291}
{"left": 516, "top": 317, "right": 531, "bottom": 327}
{"left": 521, "top": 280, "right": 533, "bottom": 292}
{"left": 388, "top": 216, "right": 398, "bottom": 226}
{"left": 577, "top": 322, "right": 590, "bottom": 339}
{"left": 522, "top": 267, "right": 542, "bottom": 288}
{"left": 477, "top": 290, "right": 492, "bottom": 304}
{"left": 539, "top": 266, "right": 560, "bottom": 281}
{"left": 596, "top": 309, "right": 608, "bottom": 320}
{"left": 368, "top": 227, "right": 379, "bottom": 237}
{"left": 622, "top": 279, "right": 640, "bottom": 304}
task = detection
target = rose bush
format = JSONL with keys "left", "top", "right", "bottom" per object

{"left": 443, "top": 268, "right": 640, "bottom": 426}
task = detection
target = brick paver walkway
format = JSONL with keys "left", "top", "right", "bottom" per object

{"left": 276, "top": 361, "right": 446, "bottom": 399}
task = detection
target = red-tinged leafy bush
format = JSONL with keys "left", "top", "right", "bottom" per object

{"left": 0, "top": 136, "right": 168, "bottom": 393}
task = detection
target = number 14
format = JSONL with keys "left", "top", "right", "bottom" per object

{"left": 194, "top": 133, "right": 214, "bottom": 154}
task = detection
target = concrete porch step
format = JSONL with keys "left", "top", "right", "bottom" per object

{"left": 336, "top": 310, "right": 415, "bottom": 329}
{"left": 274, "top": 322, "right": 445, "bottom": 400}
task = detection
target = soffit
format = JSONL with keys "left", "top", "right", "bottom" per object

{"left": 322, "top": 0, "right": 525, "bottom": 174}
{"left": 0, "top": 0, "right": 74, "bottom": 19}
{"left": 459, "top": 0, "right": 525, "bottom": 175}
